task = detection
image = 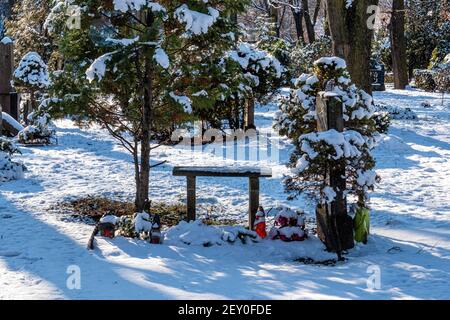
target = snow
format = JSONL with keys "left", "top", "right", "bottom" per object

{"left": 169, "top": 92, "right": 192, "bottom": 114}
{"left": 174, "top": 4, "right": 219, "bottom": 37}
{"left": 113, "top": 0, "right": 166, "bottom": 13}
{"left": 106, "top": 37, "right": 139, "bottom": 46}
{"left": 99, "top": 215, "right": 119, "bottom": 225}
{"left": 322, "top": 186, "right": 336, "bottom": 204}
{"left": 153, "top": 48, "right": 170, "bottom": 69}
{"left": 1, "top": 112, "right": 24, "bottom": 132}
{"left": 134, "top": 212, "right": 152, "bottom": 233}
{"left": 227, "top": 43, "right": 284, "bottom": 78}
{"left": 13, "top": 52, "right": 50, "bottom": 88}
{"left": 85, "top": 53, "right": 113, "bottom": 83}
{"left": 1, "top": 36, "right": 12, "bottom": 44}
{"left": 0, "top": 88, "right": 449, "bottom": 299}
{"left": 314, "top": 56, "right": 347, "bottom": 69}
{"left": 299, "top": 129, "right": 365, "bottom": 160}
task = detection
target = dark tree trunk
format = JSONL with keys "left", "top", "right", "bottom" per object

{"left": 326, "top": 0, "right": 379, "bottom": 93}
{"left": 390, "top": 0, "right": 408, "bottom": 89}
{"left": 292, "top": 8, "right": 305, "bottom": 43}
{"left": 312, "top": 0, "right": 322, "bottom": 26}
{"left": 302, "top": 0, "right": 316, "bottom": 43}
{"left": 135, "top": 11, "right": 154, "bottom": 212}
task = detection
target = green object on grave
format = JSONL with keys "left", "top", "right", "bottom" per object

{"left": 354, "top": 207, "right": 370, "bottom": 244}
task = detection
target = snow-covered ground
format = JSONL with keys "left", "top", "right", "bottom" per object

{"left": 0, "top": 88, "right": 449, "bottom": 299}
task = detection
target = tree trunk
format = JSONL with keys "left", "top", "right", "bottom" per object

{"left": 135, "top": 11, "right": 154, "bottom": 212}
{"left": 326, "top": 0, "right": 378, "bottom": 93}
{"left": 312, "top": 0, "right": 322, "bottom": 26}
{"left": 302, "top": 0, "right": 316, "bottom": 43}
{"left": 292, "top": 8, "right": 305, "bottom": 43}
{"left": 269, "top": 4, "right": 280, "bottom": 38}
{"left": 390, "top": 0, "right": 408, "bottom": 89}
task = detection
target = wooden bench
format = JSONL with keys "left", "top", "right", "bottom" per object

{"left": 173, "top": 166, "right": 272, "bottom": 229}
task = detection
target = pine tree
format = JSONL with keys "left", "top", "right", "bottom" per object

{"left": 275, "top": 57, "right": 380, "bottom": 208}
{"left": 47, "top": 0, "right": 247, "bottom": 211}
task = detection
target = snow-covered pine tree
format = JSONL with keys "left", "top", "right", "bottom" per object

{"left": 13, "top": 51, "right": 50, "bottom": 123}
{"left": 275, "top": 57, "right": 380, "bottom": 209}
{"left": 47, "top": 0, "right": 247, "bottom": 211}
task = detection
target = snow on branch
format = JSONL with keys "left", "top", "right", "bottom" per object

{"left": 86, "top": 52, "right": 115, "bottom": 83}
{"left": 113, "top": 0, "right": 166, "bottom": 13}
{"left": 174, "top": 4, "right": 220, "bottom": 37}
{"left": 169, "top": 92, "right": 192, "bottom": 114}
{"left": 153, "top": 47, "right": 170, "bottom": 69}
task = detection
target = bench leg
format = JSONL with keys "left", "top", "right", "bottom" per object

{"left": 187, "top": 176, "right": 196, "bottom": 221}
{"left": 249, "top": 177, "right": 259, "bottom": 230}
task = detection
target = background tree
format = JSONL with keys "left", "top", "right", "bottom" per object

{"left": 325, "top": 0, "right": 379, "bottom": 93}
{"left": 390, "top": 0, "right": 408, "bottom": 88}
{"left": 405, "top": 0, "right": 448, "bottom": 77}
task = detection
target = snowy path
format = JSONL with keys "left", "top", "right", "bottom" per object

{"left": 0, "top": 88, "right": 449, "bottom": 299}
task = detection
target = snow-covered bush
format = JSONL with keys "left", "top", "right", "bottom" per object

{"left": 275, "top": 57, "right": 380, "bottom": 206}
{"left": 13, "top": 51, "right": 50, "bottom": 124}
{"left": 13, "top": 52, "right": 50, "bottom": 90}
{"left": 0, "top": 137, "right": 24, "bottom": 182}
{"left": 372, "top": 111, "right": 391, "bottom": 134}
{"left": 433, "top": 66, "right": 450, "bottom": 97}
{"left": 375, "top": 103, "right": 417, "bottom": 120}
{"left": 18, "top": 98, "right": 56, "bottom": 145}
{"left": 413, "top": 69, "right": 437, "bottom": 91}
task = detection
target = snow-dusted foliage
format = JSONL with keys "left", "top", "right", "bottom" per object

{"left": 290, "top": 36, "right": 332, "bottom": 76}
{"left": 18, "top": 98, "right": 56, "bottom": 145}
{"left": 169, "top": 92, "right": 192, "bottom": 114}
{"left": 202, "top": 42, "right": 285, "bottom": 129}
{"left": 0, "top": 137, "right": 24, "bottom": 182}
{"left": 226, "top": 42, "right": 284, "bottom": 79}
{"left": 13, "top": 52, "right": 50, "bottom": 89}
{"left": 275, "top": 57, "right": 381, "bottom": 206}
{"left": 375, "top": 103, "right": 417, "bottom": 120}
